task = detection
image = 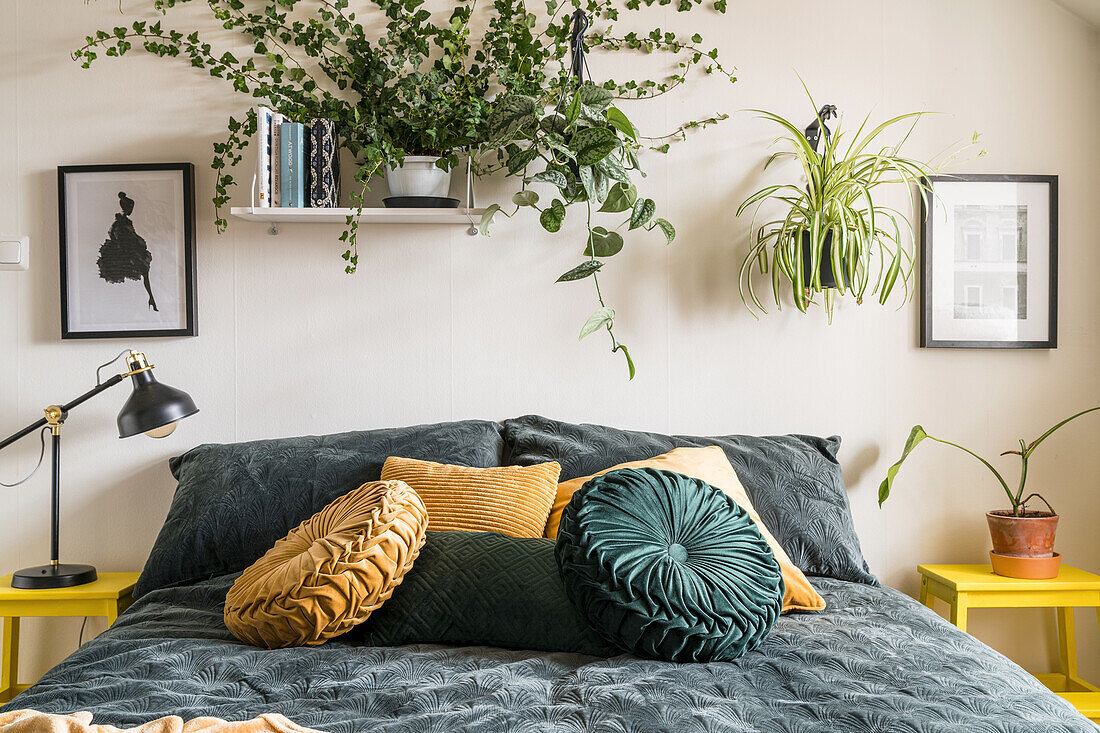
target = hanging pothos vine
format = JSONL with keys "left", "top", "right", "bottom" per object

{"left": 74, "top": 0, "right": 735, "bottom": 379}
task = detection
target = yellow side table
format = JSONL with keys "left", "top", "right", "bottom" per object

{"left": 0, "top": 572, "right": 140, "bottom": 703}
{"left": 917, "top": 563, "right": 1100, "bottom": 722}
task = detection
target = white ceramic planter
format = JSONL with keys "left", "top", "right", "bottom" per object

{"left": 384, "top": 156, "right": 452, "bottom": 198}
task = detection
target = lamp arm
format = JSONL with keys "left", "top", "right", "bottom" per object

{"left": 0, "top": 373, "right": 126, "bottom": 452}
{"left": 59, "top": 373, "right": 125, "bottom": 414}
{"left": 0, "top": 417, "right": 48, "bottom": 452}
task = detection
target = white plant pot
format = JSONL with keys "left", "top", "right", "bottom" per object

{"left": 384, "top": 156, "right": 452, "bottom": 198}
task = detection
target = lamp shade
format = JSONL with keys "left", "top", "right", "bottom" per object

{"left": 116, "top": 369, "right": 199, "bottom": 439}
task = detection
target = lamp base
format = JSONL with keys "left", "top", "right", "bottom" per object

{"left": 11, "top": 563, "right": 97, "bottom": 589}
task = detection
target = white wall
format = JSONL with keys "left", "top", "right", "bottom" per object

{"left": 1, "top": 0, "right": 1098, "bottom": 686}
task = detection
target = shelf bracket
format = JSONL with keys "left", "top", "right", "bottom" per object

{"left": 465, "top": 154, "right": 478, "bottom": 236}
{"left": 251, "top": 174, "right": 280, "bottom": 235}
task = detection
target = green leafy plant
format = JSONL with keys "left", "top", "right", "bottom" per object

{"left": 476, "top": 83, "right": 682, "bottom": 379}
{"left": 878, "top": 407, "right": 1100, "bottom": 516}
{"left": 736, "top": 85, "right": 980, "bottom": 321}
{"left": 74, "top": 0, "right": 734, "bottom": 379}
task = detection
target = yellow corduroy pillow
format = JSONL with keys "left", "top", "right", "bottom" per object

{"left": 548, "top": 446, "right": 826, "bottom": 614}
{"left": 381, "top": 456, "right": 560, "bottom": 538}
{"left": 224, "top": 480, "right": 428, "bottom": 649}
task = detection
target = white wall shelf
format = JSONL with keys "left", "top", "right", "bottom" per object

{"left": 229, "top": 206, "right": 486, "bottom": 235}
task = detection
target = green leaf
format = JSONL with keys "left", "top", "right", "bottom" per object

{"left": 556, "top": 260, "right": 603, "bottom": 282}
{"left": 512, "top": 190, "right": 539, "bottom": 207}
{"left": 585, "top": 226, "right": 625, "bottom": 257}
{"left": 653, "top": 217, "right": 676, "bottom": 244}
{"left": 578, "top": 165, "right": 596, "bottom": 201}
{"left": 565, "top": 92, "right": 583, "bottom": 123}
{"left": 530, "top": 169, "right": 568, "bottom": 189}
{"left": 506, "top": 148, "right": 539, "bottom": 174}
{"left": 595, "top": 156, "right": 630, "bottom": 184}
{"left": 878, "top": 425, "right": 928, "bottom": 506}
{"left": 594, "top": 167, "right": 611, "bottom": 203}
{"left": 630, "top": 198, "right": 656, "bottom": 229}
{"left": 540, "top": 114, "right": 568, "bottom": 135}
{"left": 606, "top": 107, "right": 637, "bottom": 140}
{"left": 479, "top": 204, "right": 502, "bottom": 236}
{"left": 579, "top": 306, "right": 615, "bottom": 340}
{"left": 540, "top": 199, "right": 566, "bottom": 232}
{"left": 576, "top": 84, "right": 614, "bottom": 111}
{"left": 488, "top": 95, "right": 538, "bottom": 140}
{"left": 614, "top": 343, "right": 636, "bottom": 380}
{"left": 571, "top": 127, "right": 619, "bottom": 166}
{"left": 599, "top": 182, "right": 635, "bottom": 213}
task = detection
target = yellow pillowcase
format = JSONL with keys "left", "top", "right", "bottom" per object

{"left": 381, "top": 457, "right": 560, "bottom": 538}
{"left": 224, "top": 480, "right": 428, "bottom": 648}
{"left": 548, "top": 446, "right": 826, "bottom": 614}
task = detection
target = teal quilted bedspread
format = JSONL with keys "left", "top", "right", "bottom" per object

{"left": 4, "top": 574, "right": 1093, "bottom": 732}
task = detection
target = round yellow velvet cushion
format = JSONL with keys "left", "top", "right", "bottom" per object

{"left": 224, "top": 480, "right": 428, "bottom": 649}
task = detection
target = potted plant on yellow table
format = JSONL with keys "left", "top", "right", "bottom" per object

{"left": 879, "top": 406, "right": 1100, "bottom": 578}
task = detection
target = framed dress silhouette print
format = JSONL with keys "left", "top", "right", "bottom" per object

{"left": 58, "top": 163, "right": 196, "bottom": 339}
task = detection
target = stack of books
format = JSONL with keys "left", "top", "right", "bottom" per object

{"left": 255, "top": 106, "right": 341, "bottom": 208}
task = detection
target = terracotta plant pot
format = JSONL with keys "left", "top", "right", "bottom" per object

{"left": 989, "top": 551, "right": 1062, "bottom": 580}
{"left": 986, "top": 510, "right": 1058, "bottom": 558}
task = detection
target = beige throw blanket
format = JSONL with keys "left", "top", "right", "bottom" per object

{"left": 0, "top": 711, "right": 325, "bottom": 733}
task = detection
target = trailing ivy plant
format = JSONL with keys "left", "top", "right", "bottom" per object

{"left": 736, "top": 85, "right": 982, "bottom": 322}
{"left": 73, "top": 0, "right": 733, "bottom": 379}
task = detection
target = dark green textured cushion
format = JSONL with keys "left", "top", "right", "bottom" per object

{"left": 555, "top": 467, "right": 783, "bottom": 662}
{"left": 504, "top": 414, "right": 877, "bottom": 586}
{"left": 136, "top": 420, "right": 504, "bottom": 598}
{"left": 348, "top": 531, "right": 615, "bottom": 657}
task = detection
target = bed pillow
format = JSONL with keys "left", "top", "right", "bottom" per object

{"left": 349, "top": 530, "right": 616, "bottom": 656}
{"left": 503, "top": 414, "right": 875, "bottom": 585}
{"left": 550, "top": 447, "right": 824, "bottom": 614}
{"left": 556, "top": 468, "right": 783, "bottom": 662}
{"left": 136, "top": 420, "right": 504, "bottom": 598}
{"left": 380, "top": 457, "right": 560, "bottom": 538}
{"left": 224, "top": 480, "right": 428, "bottom": 649}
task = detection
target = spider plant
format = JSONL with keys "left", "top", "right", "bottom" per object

{"left": 737, "top": 89, "right": 947, "bottom": 322}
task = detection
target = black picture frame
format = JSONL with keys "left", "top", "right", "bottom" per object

{"left": 920, "top": 173, "right": 1057, "bottom": 349}
{"left": 58, "top": 163, "right": 197, "bottom": 339}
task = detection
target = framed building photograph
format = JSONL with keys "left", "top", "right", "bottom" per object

{"left": 920, "top": 174, "right": 1057, "bottom": 349}
{"left": 59, "top": 163, "right": 196, "bottom": 339}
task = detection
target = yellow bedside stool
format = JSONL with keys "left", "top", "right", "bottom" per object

{"left": 917, "top": 563, "right": 1100, "bottom": 722}
{"left": 0, "top": 572, "right": 140, "bottom": 703}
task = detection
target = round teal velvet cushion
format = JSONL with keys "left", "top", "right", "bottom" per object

{"left": 555, "top": 467, "right": 784, "bottom": 662}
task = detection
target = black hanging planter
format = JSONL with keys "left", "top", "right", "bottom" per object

{"left": 799, "top": 106, "right": 847, "bottom": 291}
{"left": 800, "top": 230, "right": 847, "bottom": 289}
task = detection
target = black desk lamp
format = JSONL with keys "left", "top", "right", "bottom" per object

{"left": 0, "top": 350, "right": 198, "bottom": 589}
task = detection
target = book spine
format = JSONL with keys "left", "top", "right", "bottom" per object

{"left": 309, "top": 119, "right": 340, "bottom": 208}
{"left": 280, "top": 122, "right": 305, "bottom": 208}
{"left": 280, "top": 121, "right": 291, "bottom": 207}
{"left": 255, "top": 106, "right": 272, "bottom": 207}
{"left": 292, "top": 123, "right": 306, "bottom": 208}
{"left": 271, "top": 113, "right": 283, "bottom": 206}
{"left": 303, "top": 123, "right": 312, "bottom": 208}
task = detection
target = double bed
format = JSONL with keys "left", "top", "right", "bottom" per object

{"left": 3, "top": 416, "right": 1094, "bottom": 731}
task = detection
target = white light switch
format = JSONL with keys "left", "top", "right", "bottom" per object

{"left": 0, "top": 237, "right": 28, "bottom": 271}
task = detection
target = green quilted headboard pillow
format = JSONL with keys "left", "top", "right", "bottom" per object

{"left": 555, "top": 467, "right": 783, "bottom": 662}
{"left": 349, "top": 530, "right": 616, "bottom": 656}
